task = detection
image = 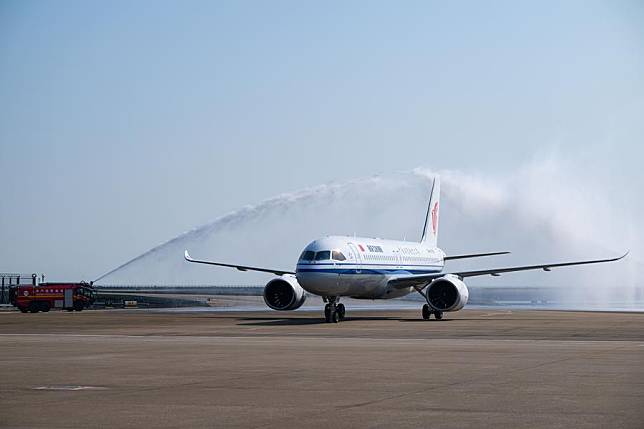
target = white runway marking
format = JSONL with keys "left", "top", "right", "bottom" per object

{"left": 33, "top": 385, "right": 108, "bottom": 391}
{"left": 480, "top": 311, "right": 513, "bottom": 317}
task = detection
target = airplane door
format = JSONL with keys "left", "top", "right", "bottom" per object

{"left": 347, "top": 243, "right": 362, "bottom": 274}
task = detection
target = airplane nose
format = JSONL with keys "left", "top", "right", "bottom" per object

{"left": 296, "top": 271, "right": 333, "bottom": 295}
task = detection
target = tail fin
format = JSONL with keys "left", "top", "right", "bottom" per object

{"left": 420, "top": 176, "right": 440, "bottom": 246}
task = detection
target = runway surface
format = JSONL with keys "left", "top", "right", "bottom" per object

{"left": 1, "top": 308, "right": 643, "bottom": 428}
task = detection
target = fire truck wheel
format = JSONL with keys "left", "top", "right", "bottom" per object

{"left": 73, "top": 301, "right": 84, "bottom": 311}
{"left": 28, "top": 302, "right": 39, "bottom": 313}
{"left": 19, "top": 307, "right": 28, "bottom": 313}
{"left": 39, "top": 302, "right": 51, "bottom": 312}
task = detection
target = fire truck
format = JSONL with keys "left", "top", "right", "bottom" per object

{"left": 10, "top": 282, "right": 96, "bottom": 313}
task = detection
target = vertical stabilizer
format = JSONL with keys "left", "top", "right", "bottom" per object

{"left": 420, "top": 176, "right": 440, "bottom": 246}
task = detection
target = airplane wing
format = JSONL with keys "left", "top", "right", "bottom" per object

{"left": 184, "top": 250, "right": 295, "bottom": 276}
{"left": 444, "top": 251, "right": 510, "bottom": 261}
{"left": 389, "top": 252, "right": 628, "bottom": 289}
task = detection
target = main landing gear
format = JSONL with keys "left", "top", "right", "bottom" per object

{"left": 324, "top": 297, "right": 345, "bottom": 323}
{"left": 421, "top": 304, "right": 443, "bottom": 321}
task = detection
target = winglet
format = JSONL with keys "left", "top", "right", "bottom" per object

{"left": 184, "top": 250, "right": 192, "bottom": 261}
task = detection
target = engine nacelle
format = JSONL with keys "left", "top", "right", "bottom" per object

{"left": 263, "top": 275, "right": 307, "bottom": 311}
{"left": 426, "top": 274, "right": 469, "bottom": 312}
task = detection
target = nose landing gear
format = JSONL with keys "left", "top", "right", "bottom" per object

{"left": 324, "top": 297, "right": 345, "bottom": 323}
{"left": 421, "top": 304, "right": 443, "bottom": 320}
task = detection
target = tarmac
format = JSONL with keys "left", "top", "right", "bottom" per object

{"left": 1, "top": 306, "right": 643, "bottom": 428}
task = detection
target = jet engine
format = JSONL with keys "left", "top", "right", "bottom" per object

{"left": 263, "top": 275, "right": 307, "bottom": 311}
{"left": 426, "top": 274, "right": 469, "bottom": 312}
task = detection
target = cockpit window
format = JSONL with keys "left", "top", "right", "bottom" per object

{"left": 332, "top": 250, "right": 346, "bottom": 261}
{"left": 299, "top": 251, "right": 315, "bottom": 261}
{"left": 314, "top": 250, "right": 331, "bottom": 261}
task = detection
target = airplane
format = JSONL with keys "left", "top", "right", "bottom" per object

{"left": 184, "top": 176, "right": 627, "bottom": 323}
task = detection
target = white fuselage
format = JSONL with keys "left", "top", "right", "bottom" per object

{"left": 295, "top": 236, "right": 445, "bottom": 299}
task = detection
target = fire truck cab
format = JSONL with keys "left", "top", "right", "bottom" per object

{"left": 10, "top": 282, "right": 96, "bottom": 313}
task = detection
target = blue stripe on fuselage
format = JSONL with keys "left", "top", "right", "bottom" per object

{"left": 296, "top": 261, "right": 443, "bottom": 276}
{"left": 298, "top": 262, "right": 442, "bottom": 268}
{"left": 296, "top": 268, "right": 441, "bottom": 275}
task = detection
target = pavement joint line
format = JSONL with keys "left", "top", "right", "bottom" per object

{"left": 0, "top": 333, "right": 643, "bottom": 346}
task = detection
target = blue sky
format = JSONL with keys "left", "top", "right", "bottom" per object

{"left": 1, "top": 1, "right": 643, "bottom": 280}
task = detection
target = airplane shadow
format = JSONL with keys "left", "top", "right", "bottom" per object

{"left": 238, "top": 317, "right": 329, "bottom": 326}
{"left": 237, "top": 316, "right": 452, "bottom": 326}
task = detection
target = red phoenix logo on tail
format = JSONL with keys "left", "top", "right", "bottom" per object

{"left": 431, "top": 201, "right": 439, "bottom": 235}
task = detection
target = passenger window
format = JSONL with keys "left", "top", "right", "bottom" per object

{"left": 315, "top": 251, "right": 331, "bottom": 261}
{"left": 299, "top": 251, "right": 315, "bottom": 261}
{"left": 332, "top": 251, "right": 346, "bottom": 261}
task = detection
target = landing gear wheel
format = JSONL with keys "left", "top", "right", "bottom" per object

{"left": 422, "top": 304, "right": 431, "bottom": 320}
{"left": 337, "top": 303, "right": 346, "bottom": 321}
{"left": 324, "top": 297, "right": 343, "bottom": 323}
{"left": 434, "top": 311, "right": 443, "bottom": 320}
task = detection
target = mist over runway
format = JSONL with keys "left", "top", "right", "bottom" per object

{"left": 97, "top": 160, "right": 642, "bottom": 309}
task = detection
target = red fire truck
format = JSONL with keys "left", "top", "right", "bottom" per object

{"left": 10, "top": 282, "right": 96, "bottom": 313}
